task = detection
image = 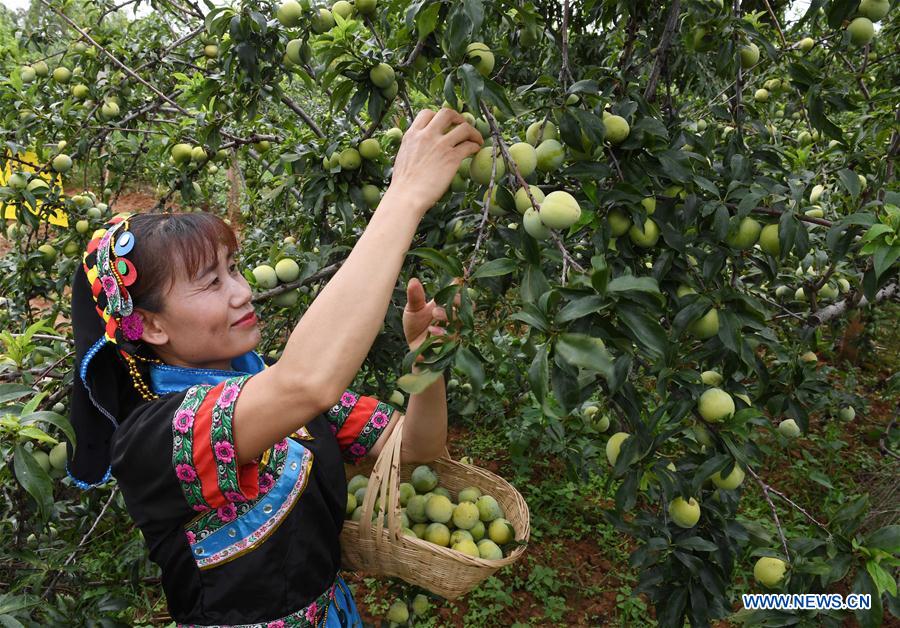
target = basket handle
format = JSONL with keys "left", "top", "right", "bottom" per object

{"left": 357, "top": 414, "right": 406, "bottom": 557}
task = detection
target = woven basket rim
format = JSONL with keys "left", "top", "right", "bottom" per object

{"left": 343, "top": 416, "right": 530, "bottom": 576}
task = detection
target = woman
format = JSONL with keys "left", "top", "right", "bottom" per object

{"left": 65, "top": 108, "right": 484, "bottom": 627}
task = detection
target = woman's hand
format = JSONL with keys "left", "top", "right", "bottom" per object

{"left": 402, "top": 277, "right": 462, "bottom": 360}
{"left": 388, "top": 108, "right": 484, "bottom": 213}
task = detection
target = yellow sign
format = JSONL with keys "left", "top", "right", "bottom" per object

{"left": 2, "top": 151, "right": 69, "bottom": 227}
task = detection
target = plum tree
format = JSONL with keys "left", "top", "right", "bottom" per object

{"left": 4, "top": 1, "right": 897, "bottom": 626}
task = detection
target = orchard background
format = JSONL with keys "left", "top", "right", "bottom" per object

{"left": 0, "top": 0, "right": 898, "bottom": 624}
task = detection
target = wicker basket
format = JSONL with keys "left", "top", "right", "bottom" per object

{"left": 339, "top": 415, "right": 530, "bottom": 600}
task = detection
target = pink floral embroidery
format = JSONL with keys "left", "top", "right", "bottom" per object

{"left": 173, "top": 409, "right": 195, "bottom": 433}
{"left": 259, "top": 473, "right": 275, "bottom": 494}
{"left": 193, "top": 503, "right": 209, "bottom": 512}
{"left": 217, "top": 383, "right": 240, "bottom": 408}
{"left": 175, "top": 463, "right": 197, "bottom": 483}
{"left": 267, "top": 621, "right": 285, "bottom": 628}
{"left": 349, "top": 443, "right": 366, "bottom": 458}
{"left": 120, "top": 313, "right": 143, "bottom": 341}
{"left": 274, "top": 439, "right": 288, "bottom": 453}
{"left": 371, "top": 410, "right": 389, "bottom": 429}
{"left": 214, "top": 440, "right": 235, "bottom": 463}
{"left": 217, "top": 503, "right": 237, "bottom": 522}
{"left": 340, "top": 392, "right": 357, "bottom": 407}
{"left": 224, "top": 490, "right": 246, "bottom": 503}
{"left": 185, "top": 530, "right": 196, "bottom": 544}
{"left": 101, "top": 275, "right": 117, "bottom": 296}
{"left": 304, "top": 602, "right": 318, "bottom": 622}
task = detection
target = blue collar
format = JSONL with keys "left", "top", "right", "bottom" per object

{"left": 149, "top": 350, "right": 266, "bottom": 395}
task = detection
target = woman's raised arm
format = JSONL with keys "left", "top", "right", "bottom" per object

{"left": 231, "top": 108, "right": 483, "bottom": 466}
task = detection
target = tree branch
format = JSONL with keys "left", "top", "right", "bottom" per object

{"left": 133, "top": 26, "right": 206, "bottom": 74}
{"left": 480, "top": 104, "right": 585, "bottom": 277}
{"left": 252, "top": 262, "right": 343, "bottom": 303}
{"left": 40, "top": 0, "right": 192, "bottom": 118}
{"left": 558, "top": 0, "right": 574, "bottom": 88}
{"left": 747, "top": 466, "right": 792, "bottom": 562}
{"left": 805, "top": 282, "right": 898, "bottom": 328}
{"left": 279, "top": 95, "right": 324, "bottom": 138}
{"left": 42, "top": 487, "right": 119, "bottom": 599}
{"left": 748, "top": 206, "right": 832, "bottom": 228}
{"left": 643, "top": 0, "right": 680, "bottom": 103}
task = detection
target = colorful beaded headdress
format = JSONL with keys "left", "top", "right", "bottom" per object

{"left": 67, "top": 213, "right": 160, "bottom": 489}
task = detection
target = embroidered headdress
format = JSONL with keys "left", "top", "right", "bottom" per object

{"left": 67, "top": 213, "right": 160, "bottom": 489}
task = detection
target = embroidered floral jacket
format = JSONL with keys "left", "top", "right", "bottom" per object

{"left": 109, "top": 352, "right": 395, "bottom": 626}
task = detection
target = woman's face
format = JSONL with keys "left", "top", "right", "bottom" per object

{"left": 140, "top": 244, "right": 260, "bottom": 370}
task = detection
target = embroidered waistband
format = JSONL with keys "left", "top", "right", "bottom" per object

{"left": 176, "top": 579, "right": 339, "bottom": 628}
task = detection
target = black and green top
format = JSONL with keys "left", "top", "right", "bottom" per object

{"left": 109, "top": 352, "right": 395, "bottom": 626}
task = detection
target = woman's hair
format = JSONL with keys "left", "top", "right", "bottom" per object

{"left": 126, "top": 212, "right": 238, "bottom": 313}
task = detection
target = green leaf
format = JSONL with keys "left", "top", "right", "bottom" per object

{"left": 13, "top": 444, "right": 53, "bottom": 522}
{"left": 795, "top": 561, "right": 834, "bottom": 576}
{"left": 481, "top": 77, "right": 514, "bottom": 117}
{"left": 470, "top": 258, "right": 517, "bottom": 279}
{"left": 414, "top": 2, "right": 441, "bottom": 39}
{"left": 555, "top": 295, "right": 606, "bottom": 324}
{"left": 20, "top": 392, "right": 45, "bottom": 416}
{"left": 408, "top": 248, "right": 464, "bottom": 277}
{"left": 873, "top": 244, "right": 900, "bottom": 280}
{"left": 457, "top": 64, "right": 484, "bottom": 110}
{"left": 656, "top": 588, "right": 687, "bottom": 628}
{"left": 676, "top": 537, "right": 719, "bottom": 552}
{"left": 806, "top": 86, "right": 843, "bottom": 141}
{"left": 396, "top": 369, "right": 444, "bottom": 395}
{"left": 617, "top": 304, "right": 668, "bottom": 360}
{"left": 691, "top": 454, "right": 730, "bottom": 496}
{"left": 21, "top": 411, "right": 76, "bottom": 446}
{"left": 807, "top": 470, "right": 833, "bottom": 489}
{"left": 0, "top": 592, "right": 40, "bottom": 615}
{"left": 17, "top": 426, "right": 59, "bottom": 445}
{"left": 866, "top": 560, "right": 897, "bottom": 598}
{"left": 865, "top": 525, "right": 900, "bottom": 554}
{"left": 512, "top": 302, "right": 551, "bottom": 332}
{"left": 566, "top": 80, "right": 599, "bottom": 95}
{"left": 672, "top": 299, "right": 712, "bottom": 337}
{"left": 443, "top": 7, "right": 472, "bottom": 59}
{"left": 852, "top": 567, "right": 883, "bottom": 628}
{"left": 558, "top": 110, "right": 582, "bottom": 150}
{"left": 0, "top": 611, "right": 27, "bottom": 626}
{"left": 554, "top": 334, "right": 613, "bottom": 378}
{"left": 607, "top": 275, "right": 660, "bottom": 296}
{"left": 826, "top": 0, "right": 857, "bottom": 29}
{"left": 528, "top": 343, "right": 549, "bottom": 406}
{"left": 455, "top": 346, "right": 484, "bottom": 393}
{"left": 861, "top": 223, "right": 893, "bottom": 244}
{"left": 520, "top": 264, "right": 550, "bottom": 304}
{"left": 591, "top": 256, "right": 610, "bottom": 294}
{"left": 837, "top": 168, "right": 861, "bottom": 199}
{"left": 0, "top": 384, "right": 34, "bottom": 404}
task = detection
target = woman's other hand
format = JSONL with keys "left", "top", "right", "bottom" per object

{"left": 402, "top": 277, "right": 462, "bottom": 360}
{"left": 388, "top": 108, "right": 483, "bottom": 213}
